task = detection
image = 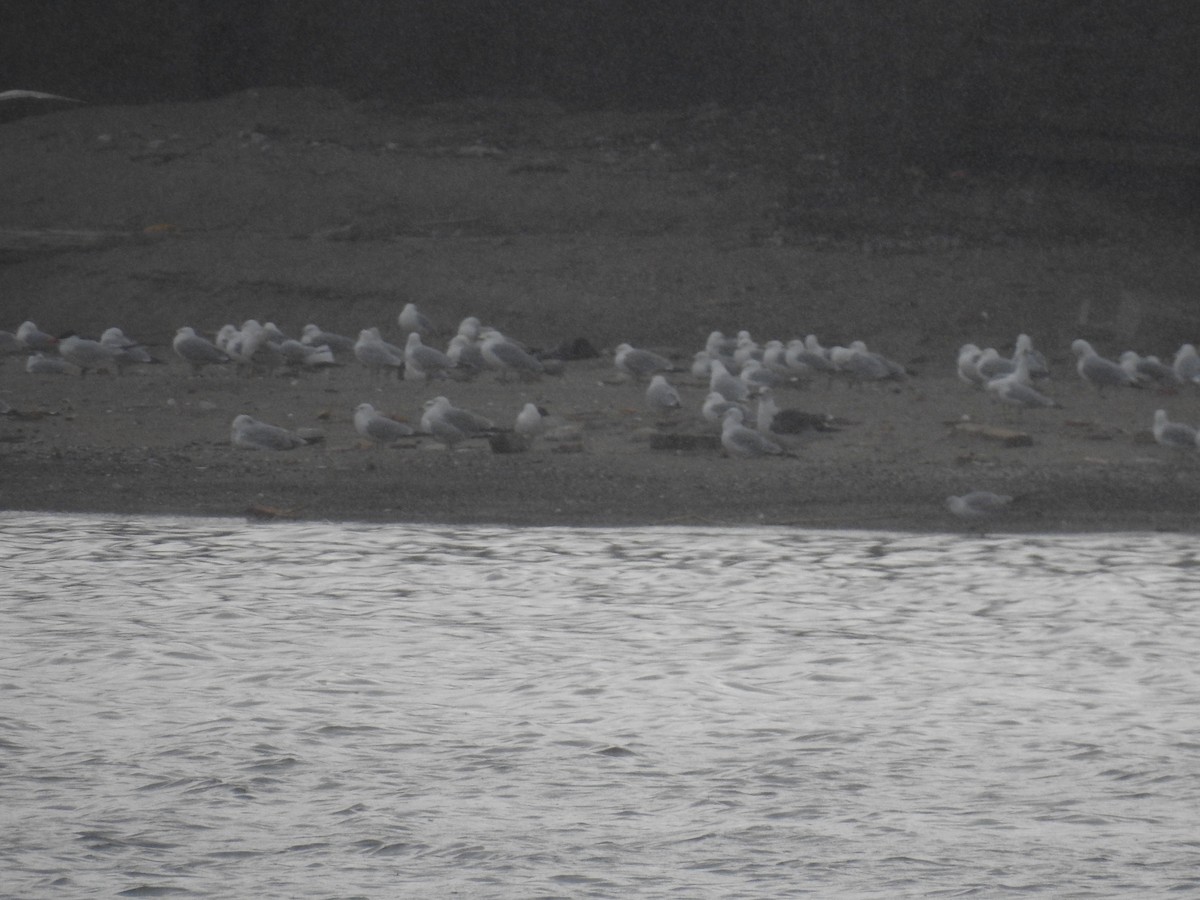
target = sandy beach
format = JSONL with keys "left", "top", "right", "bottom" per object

{"left": 2, "top": 89, "right": 1199, "bottom": 532}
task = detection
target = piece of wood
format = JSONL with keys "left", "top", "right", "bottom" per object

{"left": 954, "top": 422, "right": 1034, "bottom": 447}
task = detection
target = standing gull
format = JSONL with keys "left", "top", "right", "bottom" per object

{"left": 398, "top": 302, "right": 436, "bottom": 337}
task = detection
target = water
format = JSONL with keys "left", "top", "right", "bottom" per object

{"left": 2, "top": 513, "right": 1199, "bottom": 898}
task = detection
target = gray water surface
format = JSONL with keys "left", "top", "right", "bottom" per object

{"left": 2, "top": 513, "right": 1199, "bottom": 898}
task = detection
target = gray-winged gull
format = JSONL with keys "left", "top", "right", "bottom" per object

{"left": 354, "top": 402, "right": 416, "bottom": 445}
{"left": 645, "top": 373, "right": 681, "bottom": 411}
{"left": 58, "top": 334, "right": 120, "bottom": 376}
{"left": 173, "top": 327, "right": 230, "bottom": 374}
{"left": 230, "top": 415, "right": 322, "bottom": 451}
{"left": 1152, "top": 409, "right": 1197, "bottom": 449}
{"left": 420, "top": 396, "right": 496, "bottom": 449}
{"left": 404, "top": 332, "right": 454, "bottom": 382}
{"left": 946, "top": 490, "right": 1013, "bottom": 520}
{"left": 16, "top": 321, "right": 57, "bottom": 351}
{"left": 614, "top": 343, "right": 674, "bottom": 379}
{"left": 721, "top": 407, "right": 785, "bottom": 458}
{"left": 353, "top": 328, "right": 405, "bottom": 376}
{"left": 1071, "top": 339, "right": 1138, "bottom": 391}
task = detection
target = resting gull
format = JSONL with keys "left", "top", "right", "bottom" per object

{"left": 614, "top": 343, "right": 674, "bottom": 379}
{"left": 58, "top": 334, "right": 120, "bottom": 376}
{"left": 173, "top": 326, "right": 231, "bottom": 374}
{"left": 1071, "top": 339, "right": 1138, "bottom": 392}
{"left": 721, "top": 407, "right": 785, "bottom": 458}
{"left": 645, "top": 373, "right": 682, "bottom": 412}
{"left": 480, "top": 330, "right": 543, "bottom": 380}
{"left": 404, "top": 332, "right": 455, "bottom": 382}
{"left": 1152, "top": 409, "right": 1197, "bottom": 449}
{"left": 230, "top": 415, "right": 321, "bottom": 451}
{"left": 354, "top": 403, "right": 416, "bottom": 446}
{"left": 16, "top": 321, "right": 58, "bottom": 351}
{"left": 420, "top": 396, "right": 496, "bottom": 449}
{"left": 353, "top": 328, "right": 405, "bottom": 377}
{"left": 946, "top": 490, "right": 1013, "bottom": 521}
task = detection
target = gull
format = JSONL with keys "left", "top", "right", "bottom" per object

{"left": 756, "top": 389, "right": 836, "bottom": 446}
{"left": 1173, "top": 344, "right": 1200, "bottom": 386}
{"left": 645, "top": 374, "right": 682, "bottom": 412}
{"left": 690, "top": 350, "right": 714, "bottom": 380}
{"left": 1014, "top": 334, "right": 1049, "bottom": 378}
{"left": 1152, "top": 409, "right": 1197, "bottom": 449}
{"left": 1120, "top": 351, "right": 1179, "bottom": 386}
{"left": 706, "top": 330, "right": 737, "bottom": 357}
{"left": 276, "top": 339, "right": 338, "bottom": 371}
{"left": 26, "top": 352, "right": 72, "bottom": 375}
{"left": 785, "top": 337, "right": 835, "bottom": 379}
{"left": 732, "top": 332, "right": 762, "bottom": 367}
{"left": 404, "top": 332, "right": 454, "bottom": 382}
{"left": 223, "top": 320, "right": 278, "bottom": 373}
{"left": 456, "top": 316, "right": 483, "bottom": 340}
{"left": 230, "top": 415, "right": 322, "bottom": 451}
{"left": 354, "top": 402, "right": 416, "bottom": 446}
{"left": 708, "top": 358, "right": 749, "bottom": 403}
{"left": 301, "top": 323, "right": 356, "bottom": 355}
{"left": 480, "top": 330, "right": 543, "bottom": 380}
{"left": 16, "top": 321, "right": 57, "bottom": 351}
{"left": 831, "top": 342, "right": 905, "bottom": 386}
{"left": 100, "top": 327, "right": 158, "bottom": 372}
{"left": 1071, "top": 339, "right": 1138, "bottom": 392}
{"left": 173, "top": 326, "right": 230, "bottom": 374}
{"left": 956, "top": 343, "right": 986, "bottom": 388}
{"left": 975, "top": 347, "right": 1016, "bottom": 381}
{"left": 353, "top": 328, "right": 405, "bottom": 377}
{"left": 851, "top": 341, "right": 907, "bottom": 379}
{"left": 420, "top": 396, "right": 495, "bottom": 449}
{"left": 446, "top": 334, "right": 485, "bottom": 379}
{"left": 614, "top": 343, "right": 674, "bottom": 379}
{"left": 738, "top": 358, "right": 786, "bottom": 392}
{"left": 262, "top": 322, "right": 289, "bottom": 344}
{"left": 946, "top": 490, "right": 1013, "bottom": 521}
{"left": 515, "top": 402, "right": 549, "bottom": 438}
{"left": 701, "top": 391, "right": 748, "bottom": 428}
{"left": 58, "top": 334, "right": 120, "bottom": 376}
{"left": 721, "top": 407, "right": 785, "bottom": 458}
{"left": 985, "top": 353, "right": 1058, "bottom": 409}
{"left": 762, "top": 340, "right": 792, "bottom": 375}
{"left": 398, "top": 302, "right": 436, "bottom": 337}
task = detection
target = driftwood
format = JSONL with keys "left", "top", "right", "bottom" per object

{"left": 954, "top": 422, "right": 1034, "bottom": 448}
{"left": 0, "top": 228, "right": 140, "bottom": 260}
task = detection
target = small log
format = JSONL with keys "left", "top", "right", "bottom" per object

{"left": 954, "top": 422, "right": 1034, "bottom": 447}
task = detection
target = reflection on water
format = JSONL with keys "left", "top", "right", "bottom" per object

{"left": 3, "top": 513, "right": 1199, "bottom": 897}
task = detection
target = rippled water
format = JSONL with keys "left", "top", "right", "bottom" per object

{"left": 3, "top": 513, "right": 1199, "bottom": 898}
